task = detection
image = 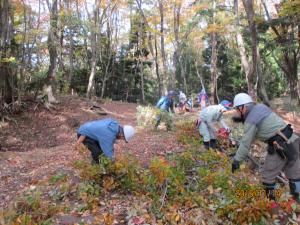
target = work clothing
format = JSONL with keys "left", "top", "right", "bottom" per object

{"left": 198, "top": 89, "right": 209, "bottom": 109}
{"left": 155, "top": 96, "right": 174, "bottom": 130}
{"left": 199, "top": 105, "right": 229, "bottom": 143}
{"left": 77, "top": 134, "right": 104, "bottom": 163}
{"left": 261, "top": 139, "right": 300, "bottom": 183}
{"left": 77, "top": 118, "right": 120, "bottom": 159}
{"left": 233, "top": 104, "right": 300, "bottom": 187}
{"left": 179, "top": 91, "right": 187, "bottom": 103}
{"left": 156, "top": 96, "right": 174, "bottom": 112}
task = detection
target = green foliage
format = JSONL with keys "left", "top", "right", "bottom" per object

{"left": 175, "top": 122, "right": 202, "bottom": 148}
{"left": 25, "top": 70, "right": 48, "bottom": 93}
{"left": 56, "top": 70, "right": 70, "bottom": 94}
{"left": 3, "top": 190, "right": 62, "bottom": 224}
{"left": 71, "top": 68, "right": 89, "bottom": 95}
{"left": 49, "top": 173, "right": 68, "bottom": 185}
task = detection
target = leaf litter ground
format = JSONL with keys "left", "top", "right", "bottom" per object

{"left": 1, "top": 95, "right": 300, "bottom": 224}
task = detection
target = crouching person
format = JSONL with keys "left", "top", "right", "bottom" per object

{"left": 199, "top": 100, "right": 232, "bottom": 149}
{"left": 231, "top": 93, "right": 300, "bottom": 202}
{"left": 155, "top": 91, "right": 176, "bottom": 131}
{"left": 76, "top": 118, "right": 135, "bottom": 164}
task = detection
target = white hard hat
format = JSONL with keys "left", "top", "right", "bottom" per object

{"left": 123, "top": 125, "right": 135, "bottom": 142}
{"left": 233, "top": 93, "right": 253, "bottom": 107}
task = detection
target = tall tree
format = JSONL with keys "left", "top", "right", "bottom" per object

{"left": 135, "top": 0, "right": 163, "bottom": 97}
{"left": 262, "top": 0, "right": 300, "bottom": 104}
{"left": 158, "top": 0, "right": 167, "bottom": 94}
{"left": 0, "top": 0, "right": 15, "bottom": 105}
{"left": 210, "top": 0, "right": 219, "bottom": 104}
{"left": 241, "top": 0, "right": 269, "bottom": 105}
{"left": 234, "top": 0, "right": 251, "bottom": 95}
{"left": 44, "top": 0, "right": 59, "bottom": 104}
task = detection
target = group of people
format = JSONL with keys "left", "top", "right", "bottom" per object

{"left": 75, "top": 92, "right": 300, "bottom": 203}
{"left": 197, "top": 93, "right": 300, "bottom": 203}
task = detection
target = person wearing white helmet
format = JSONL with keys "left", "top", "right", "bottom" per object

{"left": 231, "top": 93, "right": 300, "bottom": 202}
{"left": 76, "top": 118, "right": 135, "bottom": 163}
{"left": 198, "top": 100, "right": 232, "bottom": 149}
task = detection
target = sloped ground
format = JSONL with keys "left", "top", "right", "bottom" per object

{"left": 0, "top": 95, "right": 183, "bottom": 210}
{"left": 1, "top": 95, "right": 300, "bottom": 224}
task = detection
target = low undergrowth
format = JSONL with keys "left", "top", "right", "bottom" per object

{"left": 2, "top": 123, "right": 300, "bottom": 224}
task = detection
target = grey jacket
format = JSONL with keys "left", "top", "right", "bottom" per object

{"left": 234, "top": 104, "right": 299, "bottom": 162}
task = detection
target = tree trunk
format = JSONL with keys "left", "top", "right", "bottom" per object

{"left": 159, "top": 0, "right": 167, "bottom": 94}
{"left": 256, "top": 48, "right": 270, "bottom": 106}
{"left": 135, "top": 0, "right": 162, "bottom": 97}
{"left": 173, "top": 2, "right": 180, "bottom": 91}
{"left": 285, "top": 55, "right": 299, "bottom": 104}
{"left": 234, "top": 0, "right": 251, "bottom": 90}
{"left": 44, "top": 0, "right": 58, "bottom": 104}
{"left": 210, "top": 32, "right": 218, "bottom": 104}
{"left": 179, "top": 54, "right": 187, "bottom": 94}
{"left": 0, "top": 0, "right": 14, "bottom": 104}
{"left": 140, "top": 60, "right": 145, "bottom": 103}
{"left": 18, "top": 0, "right": 28, "bottom": 104}
{"left": 261, "top": 0, "right": 300, "bottom": 104}
{"left": 154, "top": 24, "right": 162, "bottom": 97}
{"left": 210, "top": 0, "right": 218, "bottom": 104}
{"left": 195, "top": 59, "right": 205, "bottom": 91}
{"left": 241, "top": 0, "right": 256, "bottom": 101}
{"left": 86, "top": 0, "right": 99, "bottom": 99}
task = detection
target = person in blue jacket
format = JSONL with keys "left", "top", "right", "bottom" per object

{"left": 76, "top": 118, "right": 135, "bottom": 163}
{"left": 155, "top": 91, "right": 176, "bottom": 131}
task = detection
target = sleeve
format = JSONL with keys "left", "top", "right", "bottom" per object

{"left": 219, "top": 118, "right": 229, "bottom": 130}
{"left": 156, "top": 97, "right": 164, "bottom": 108}
{"left": 99, "top": 139, "right": 114, "bottom": 159}
{"left": 234, "top": 123, "right": 257, "bottom": 162}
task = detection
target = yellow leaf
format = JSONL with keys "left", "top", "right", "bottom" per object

{"left": 175, "top": 214, "right": 180, "bottom": 222}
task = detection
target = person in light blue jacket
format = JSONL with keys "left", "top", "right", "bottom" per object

{"left": 155, "top": 91, "right": 175, "bottom": 131}
{"left": 76, "top": 118, "right": 135, "bottom": 163}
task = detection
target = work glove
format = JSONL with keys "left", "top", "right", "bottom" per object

{"left": 231, "top": 160, "right": 240, "bottom": 173}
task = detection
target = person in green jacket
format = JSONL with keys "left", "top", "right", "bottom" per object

{"left": 231, "top": 93, "right": 300, "bottom": 202}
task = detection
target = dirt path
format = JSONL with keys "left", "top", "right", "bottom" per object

{"left": 0, "top": 96, "right": 183, "bottom": 209}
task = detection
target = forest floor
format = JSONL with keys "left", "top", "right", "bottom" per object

{"left": 1, "top": 95, "right": 300, "bottom": 224}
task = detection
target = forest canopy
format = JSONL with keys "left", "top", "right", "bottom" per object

{"left": 0, "top": 0, "right": 299, "bottom": 110}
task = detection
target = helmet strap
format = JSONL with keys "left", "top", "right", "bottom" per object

{"left": 238, "top": 105, "right": 245, "bottom": 123}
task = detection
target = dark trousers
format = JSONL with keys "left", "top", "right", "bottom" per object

{"left": 77, "top": 134, "right": 103, "bottom": 163}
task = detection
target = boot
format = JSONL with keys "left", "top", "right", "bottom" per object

{"left": 263, "top": 182, "right": 276, "bottom": 201}
{"left": 289, "top": 179, "right": 300, "bottom": 203}
{"left": 209, "top": 139, "right": 217, "bottom": 149}
{"left": 155, "top": 116, "right": 161, "bottom": 130}
{"left": 203, "top": 142, "right": 210, "bottom": 150}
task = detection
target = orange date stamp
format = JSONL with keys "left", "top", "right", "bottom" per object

{"left": 235, "top": 189, "right": 282, "bottom": 199}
